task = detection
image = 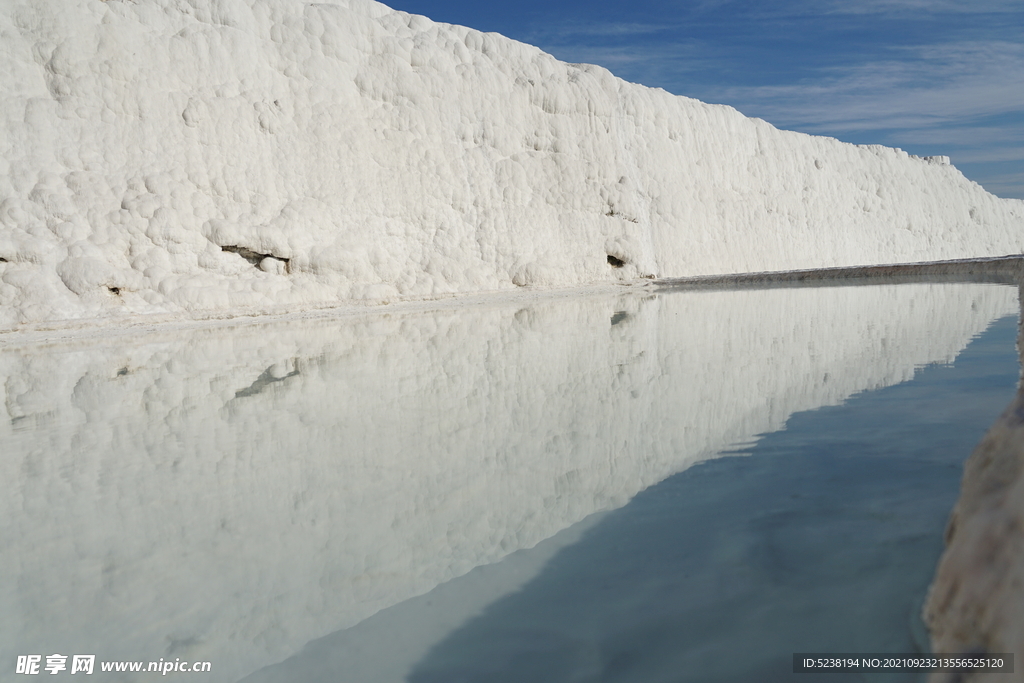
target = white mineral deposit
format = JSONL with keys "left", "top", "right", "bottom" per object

{"left": 1, "top": 0, "right": 1022, "bottom": 331}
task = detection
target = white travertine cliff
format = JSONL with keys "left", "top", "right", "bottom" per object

{"left": 1, "top": 0, "right": 1022, "bottom": 330}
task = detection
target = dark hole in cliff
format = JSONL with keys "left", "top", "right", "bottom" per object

{"left": 607, "top": 254, "right": 626, "bottom": 268}
{"left": 610, "top": 311, "right": 629, "bottom": 326}
{"left": 222, "top": 245, "right": 265, "bottom": 266}
{"left": 108, "top": 286, "right": 121, "bottom": 295}
{"left": 221, "top": 245, "right": 290, "bottom": 271}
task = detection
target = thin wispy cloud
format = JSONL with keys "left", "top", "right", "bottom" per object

{"left": 535, "top": 21, "right": 675, "bottom": 39}
{"left": 896, "top": 126, "right": 1024, "bottom": 147}
{"left": 953, "top": 147, "right": 1024, "bottom": 164}
{"left": 814, "top": 0, "right": 1023, "bottom": 15}
{"left": 708, "top": 42, "right": 1024, "bottom": 132}
{"left": 727, "top": 0, "right": 1024, "bottom": 20}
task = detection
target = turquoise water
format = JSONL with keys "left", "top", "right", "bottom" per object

{"left": 244, "top": 312, "right": 1020, "bottom": 683}
{"left": 2, "top": 283, "right": 1019, "bottom": 683}
{"left": 402, "top": 316, "right": 1020, "bottom": 683}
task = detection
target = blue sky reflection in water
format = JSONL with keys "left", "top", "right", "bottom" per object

{"left": 401, "top": 315, "right": 1020, "bottom": 683}
{"left": 386, "top": 0, "right": 1024, "bottom": 199}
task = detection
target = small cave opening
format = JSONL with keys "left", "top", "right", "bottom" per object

{"left": 222, "top": 245, "right": 266, "bottom": 266}
{"left": 107, "top": 286, "right": 121, "bottom": 295}
{"left": 222, "top": 245, "right": 290, "bottom": 272}
{"left": 607, "top": 254, "right": 626, "bottom": 268}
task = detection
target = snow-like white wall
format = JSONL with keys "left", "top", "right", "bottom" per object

{"left": 1, "top": 0, "right": 1022, "bottom": 330}
{"left": 0, "top": 283, "right": 1017, "bottom": 681}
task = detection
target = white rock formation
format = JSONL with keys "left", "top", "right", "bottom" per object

{"left": 1, "top": 0, "right": 1022, "bottom": 330}
{"left": 0, "top": 282, "right": 1016, "bottom": 681}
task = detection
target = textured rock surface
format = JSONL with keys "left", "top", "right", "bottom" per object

{"left": 1, "top": 0, "right": 1023, "bottom": 330}
{"left": 925, "top": 284, "right": 1024, "bottom": 683}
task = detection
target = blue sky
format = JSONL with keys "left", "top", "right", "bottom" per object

{"left": 386, "top": 0, "right": 1024, "bottom": 199}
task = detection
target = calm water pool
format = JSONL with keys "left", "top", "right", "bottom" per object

{"left": 1, "top": 282, "right": 1019, "bottom": 682}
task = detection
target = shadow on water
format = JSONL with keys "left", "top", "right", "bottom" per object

{"left": 405, "top": 317, "right": 1020, "bottom": 683}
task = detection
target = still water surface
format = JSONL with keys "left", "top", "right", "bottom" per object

{"left": 1, "top": 282, "right": 1019, "bottom": 682}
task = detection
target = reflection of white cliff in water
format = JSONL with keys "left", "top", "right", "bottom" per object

{"left": 0, "top": 283, "right": 1017, "bottom": 681}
